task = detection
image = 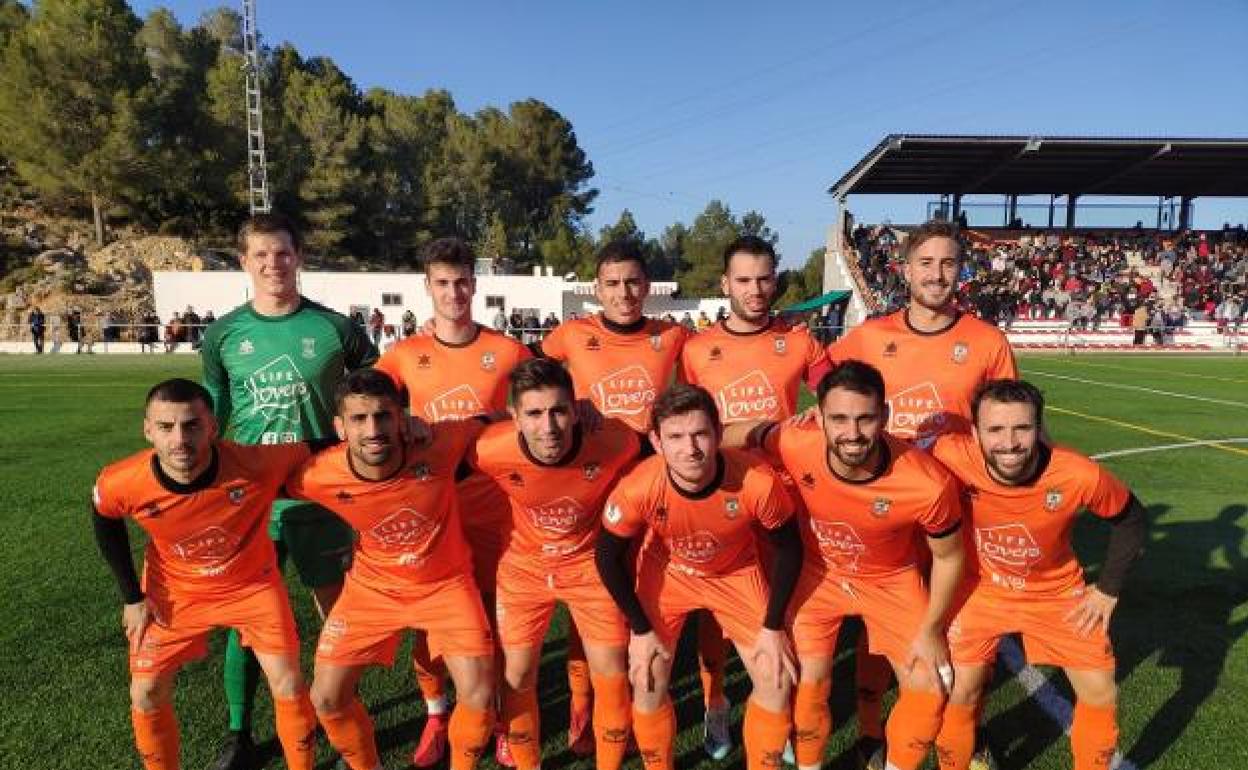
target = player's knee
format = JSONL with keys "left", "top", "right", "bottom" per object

{"left": 265, "top": 665, "right": 304, "bottom": 700}
{"left": 129, "top": 676, "right": 169, "bottom": 711}
{"left": 457, "top": 665, "right": 495, "bottom": 710}
{"left": 1073, "top": 676, "right": 1117, "bottom": 709}
{"left": 749, "top": 676, "right": 792, "bottom": 712}
{"left": 310, "top": 679, "right": 350, "bottom": 714}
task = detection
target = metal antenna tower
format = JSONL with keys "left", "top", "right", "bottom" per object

{"left": 242, "top": 0, "right": 271, "bottom": 214}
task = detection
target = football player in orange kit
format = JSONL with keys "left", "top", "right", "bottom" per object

{"left": 829, "top": 220, "right": 1016, "bottom": 768}
{"left": 285, "top": 368, "right": 496, "bottom": 770}
{"left": 373, "top": 237, "right": 531, "bottom": 766}
{"left": 91, "top": 378, "right": 319, "bottom": 770}
{"left": 468, "top": 358, "right": 641, "bottom": 770}
{"left": 726, "top": 360, "right": 966, "bottom": 770}
{"left": 595, "top": 384, "right": 805, "bottom": 770}
{"left": 930, "top": 379, "right": 1146, "bottom": 770}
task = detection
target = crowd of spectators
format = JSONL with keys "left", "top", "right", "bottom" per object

{"left": 852, "top": 223, "right": 1248, "bottom": 340}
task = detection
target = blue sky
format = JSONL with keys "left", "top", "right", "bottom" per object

{"left": 130, "top": 0, "right": 1248, "bottom": 267}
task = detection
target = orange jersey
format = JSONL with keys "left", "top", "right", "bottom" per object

{"left": 682, "top": 318, "right": 830, "bottom": 424}
{"left": 931, "top": 433, "right": 1131, "bottom": 597}
{"left": 93, "top": 442, "right": 309, "bottom": 597}
{"left": 375, "top": 324, "right": 532, "bottom": 420}
{"left": 602, "top": 449, "right": 793, "bottom": 576}
{"left": 540, "top": 314, "right": 689, "bottom": 433}
{"left": 828, "top": 310, "right": 1017, "bottom": 444}
{"left": 762, "top": 425, "right": 961, "bottom": 576}
{"left": 470, "top": 419, "right": 640, "bottom": 559}
{"left": 285, "top": 421, "right": 484, "bottom": 591}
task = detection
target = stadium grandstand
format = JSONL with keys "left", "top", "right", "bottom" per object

{"left": 822, "top": 135, "right": 1248, "bottom": 352}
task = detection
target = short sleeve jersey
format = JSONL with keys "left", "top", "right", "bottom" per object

{"left": 284, "top": 421, "right": 484, "bottom": 591}
{"left": 763, "top": 425, "right": 961, "bottom": 577}
{"left": 828, "top": 310, "right": 1017, "bottom": 445}
{"left": 541, "top": 315, "right": 689, "bottom": 433}
{"left": 931, "top": 434, "right": 1131, "bottom": 597}
{"left": 602, "top": 449, "right": 793, "bottom": 576}
{"left": 682, "top": 319, "right": 830, "bottom": 424}
{"left": 375, "top": 325, "right": 532, "bottom": 420}
{"left": 470, "top": 420, "right": 641, "bottom": 559}
{"left": 93, "top": 442, "right": 310, "bottom": 597}
{"left": 200, "top": 298, "right": 378, "bottom": 445}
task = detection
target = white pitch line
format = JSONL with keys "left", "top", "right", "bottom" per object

{"left": 999, "top": 638, "right": 1138, "bottom": 770}
{"left": 1024, "top": 369, "right": 1248, "bottom": 409}
{"left": 1028, "top": 357, "right": 1248, "bottom": 385}
{"left": 1092, "top": 438, "right": 1248, "bottom": 460}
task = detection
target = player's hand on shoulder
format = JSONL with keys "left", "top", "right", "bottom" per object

{"left": 786, "top": 405, "right": 819, "bottom": 427}
{"left": 1064, "top": 585, "right": 1118, "bottom": 637}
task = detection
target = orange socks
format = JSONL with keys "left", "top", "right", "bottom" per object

{"left": 318, "top": 698, "right": 380, "bottom": 770}
{"left": 132, "top": 705, "right": 179, "bottom": 770}
{"left": 794, "top": 679, "right": 832, "bottom": 768}
{"left": 274, "top": 694, "right": 318, "bottom": 770}
{"left": 412, "top": 633, "right": 449, "bottom": 707}
{"left": 449, "top": 702, "right": 495, "bottom": 770}
{"left": 1070, "top": 701, "right": 1118, "bottom": 770}
{"left": 501, "top": 683, "right": 541, "bottom": 770}
{"left": 934, "top": 701, "right": 977, "bottom": 769}
{"left": 590, "top": 672, "right": 631, "bottom": 770}
{"left": 566, "top": 628, "right": 592, "bottom": 715}
{"left": 632, "top": 699, "right": 677, "bottom": 770}
{"left": 743, "top": 699, "right": 793, "bottom": 770}
{"left": 884, "top": 688, "right": 944, "bottom": 770}
{"left": 855, "top": 635, "right": 893, "bottom": 740}
{"left": 697, "top": 612, "right": 728, "bottom": 708}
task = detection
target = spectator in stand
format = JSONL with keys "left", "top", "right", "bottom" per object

{"left": 202, "top": 309, "right": 216, "bottom": 330}
{"left": 368, "top": 308, "right": 385, "bottom": 347}
{"left": 696, "top": 309, "right": 711, "bottom": 330}
{"left": 493, "top": 307, "right": 508, "bottom": 333}
{"left": 184, "top": 305, "right": 202, "bottom": 349}
{"left": 351, "top": 309, "right": 366, "bottom": 328}
{"left": 139, "top": 311, "right": 160, "bottom": 353}
{"left": 1131, "top": 304, "right": 1148, "bottom": 346}
{"left": 165, "top": 312, "right": 183, "bottom": 353}
{"left": 508, "top": 307, "right": 524, "bottom": 340}
{"left": 1149, "top": 303, "right": 1167, "bottom": 345}
{"left": 715, "top": 305, "right": 729, "bottom": 322}
{"left": 522, "top": 309, "right": 540, "bottom": 344}
{"left": 541, "top": 312, "right": 559, "bottom": 337}
{"left": 402, "top": 309, "right": 417, "bottom": 338}
{"left": 28, "top": 306, "right": 45, "bottom": 354}
{"left": 680, "top": 311, "right": 695, "bottom": 330}
{"left": 67, "top": 309, "right": 83, "bottom": 353}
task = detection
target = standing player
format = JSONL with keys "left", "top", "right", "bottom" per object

{"left": 680, "top": 234, "right": 829, "bottom": 757}
{"left": 469, "top": 359, "right": 640, "bottom": 770}
{"left": 284, "top": 369, "right": 497, "bottom": 770}
{"left": 726, "top": 360, "right": 966, "bottom": 770}
{"left": 92, "top": 379, "right": 319, "bottom": 770}
{"left": 595, "top": 384, "right": 805, "bottom": 770}
{"left": 829, "top": 220, "right": 1016, "bottom": 767}
{"left": 374, "top": 236, "right": 532, "bottom": 766}
{"left": 200, "top": 212, "right": 378, "bottom": 770}
{"left": 931, "top": 380, "right": 1146, "bottom": 770}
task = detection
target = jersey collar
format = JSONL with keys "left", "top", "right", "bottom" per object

{"left": 668, "top": 452, "right": 726, "bottom": 500}
{"left": 151, "top": 445, "right": 220, "bottom": 495}
{"left": 719, "top": 316, "right": 775, "bottom": 337}
{"left": 901, "top": 308, "right": 961, "bottom": 337}
{"left": 434, "top": 322, "right": 483, "bottom": 349}
{"left": 599, "top": 314, "right": 648, "bottom": 335}
{"left": 826, "top": 438, "right": 891, "bottom": 485}
{"left": 518, "top": 423, "right": 584, "bottom": 468}
{"left": 345, "top": 441, "right": 409, "bottom": 483}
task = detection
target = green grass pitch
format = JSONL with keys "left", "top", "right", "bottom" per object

{"left": 1, "top": 352, "right": 1245, "bottom": 769}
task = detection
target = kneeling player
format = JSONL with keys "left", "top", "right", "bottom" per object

{"left": 285, "top": 369, "right": 496, "bottom": 770}
{"left": 931, "top": 380, "right": 1146, "bottom": 770}
{"left": 595, "top": 383, "right": 804, "bottom": 770}
{"left": 469, "top": 358, "right": 641, "bottom": 770}
{"left": 92, "top": 379, "right": 318, "bottom": 770}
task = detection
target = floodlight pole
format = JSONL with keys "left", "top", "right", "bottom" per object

{"left": 242, "top": 0, "right": 271, "bottom": 214}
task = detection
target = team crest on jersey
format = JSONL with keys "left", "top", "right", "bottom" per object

{"left": 773, "top": 336, "right": 787, "bottom": 355}
{"left": 724, "top": 497, "right": 740, "bottom": 520}
{"left": 227, "top": 485, "right": 246, "bottom": 505}
{"left": 883, "top": 341, "right": 898, "bottom": 358}
{"left": 583, "top": 462, "right": 601, "bottom": 481}
{"left": 410, "top": 462, "right": 432, "bottom": 481}
{"left": 800, "top": 472, "right": 816, "bottom": 488}
{"left": 708, "top": 346, "right": 723, "bottom": 362}
{"left": 417, "top": 354, "right": 432, "bottom": 368}
{"left": 586, "top": 336, "right": 601, "bottom": 351}
{"left": 649, "top": 334, "right": 663, "bottom": 351}
{"left": 301, "top": 337, "right": 316, "bottom": 359}
{"left": 335, "top": 490, "right": 354, "bottom": 504}
{"left": 239, "top": 339, "right": 255, "bottom": 355}
{"left": 480, "top": 352, "right": 496, "bottom": 371}
{"left": 1044, "top": 488, "right": 1063, "bottom": 511}
{"left": 604, "top": 501, "right": 622, "bottom": 524}
{"left": 951, "top": 341, "right": 969, "bottom": 364}
{"left": 871, "top": 497, "right": 891, "bottom": 518}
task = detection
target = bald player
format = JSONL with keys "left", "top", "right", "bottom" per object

{"left": 931, "top": 380, "right": 1146, "bottom": 770}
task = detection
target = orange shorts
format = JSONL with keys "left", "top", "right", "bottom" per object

{"left": 130, "top": 578, "right": 299, "bottom": 676}
{"left": 948, "top": 582, "right": 1115, "bottom": 670}
{"left": 789, "top": 566, "right": 927, "bottom": 666}
{"left": 496, "top": 549, "right": 627, "bottom": 648}
{"left": 636, "top": 558, "right": 769, "bottom": 650}
{"left": 316, "top": 570, "right": 494, "bottom": 666}
{"left": 458, "top": 474, "right": 513, "bottom": 595}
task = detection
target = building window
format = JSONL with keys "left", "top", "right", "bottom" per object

{"left": 381, "top": 293, "right": 402, "bottom": 306}
{"left": 485, "top": 295, "right": 506, "bottom": 309}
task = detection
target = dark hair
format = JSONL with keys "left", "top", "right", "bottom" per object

{"left": 423, "top": 236, "right": 476, "bottom": 273}
{"left": 650, "top": 383, "right": 720, "bottom": 434}
{"left": 901, "top": 219, "right": 961, "bottom": 263}
{"left": 237, "top": 212, "right": 303, "bottom": 255}
{"left": 595, "top": 239, "right": 649, "bottom": 279}
{"left": 816, "top": 360, "right": 886, "bottom": 408}
{"left": 334, "top": 368, "right": 402, "bottom": 414}
{"left": 145, "top": 378, "right": 214, "bottom": 412}
{"left": 971, "top": 379, "right": 1045, "bottom": 426}
{"left": 509, "top": 358, "right": 574, "bottom": 405}
{"left": 722, "top": 235, "right": 777, "bottom": 272}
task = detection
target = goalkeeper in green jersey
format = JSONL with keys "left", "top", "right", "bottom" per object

{"left": 200, "top": 213, "right": 378, "bottom": 770}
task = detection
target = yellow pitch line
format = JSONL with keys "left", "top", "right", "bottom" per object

{"left": 1049, "top": 405, "right": 1248, "bottom": 458}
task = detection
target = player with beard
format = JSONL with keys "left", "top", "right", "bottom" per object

{"left": 284, "top": 369, "right": 497, "bottom": 770}
{"left": 726, "top": 361, "right": 965, "bottom": 770}
{"left": 930, "top": 380, "right": 1146, "bottom": 770}
{"left": 829, "top": 220, "right": 1015, "bottom": 769}
{"left": 595, "top": 384, "right": 804, "bottom": 770}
